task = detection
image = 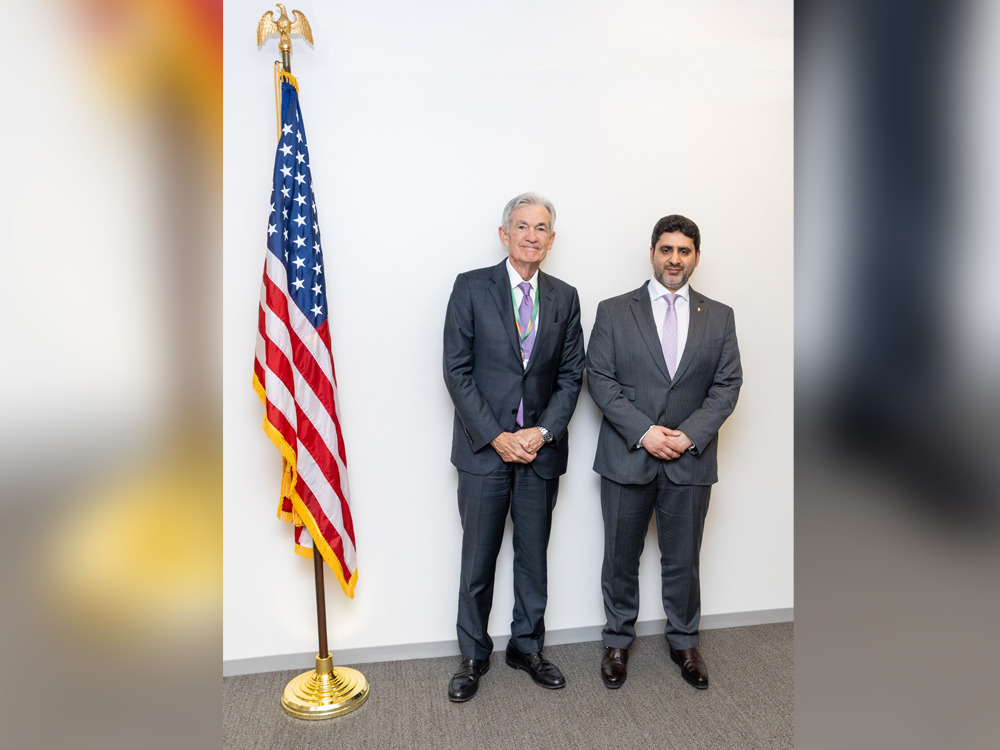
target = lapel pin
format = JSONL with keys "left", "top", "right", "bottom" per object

{"left": 697, "top": 307, "right": 702, "bottom": 312}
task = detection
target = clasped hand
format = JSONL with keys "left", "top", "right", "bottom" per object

{"left": 640, "top": 426, "right": 692, "bottom": 461}
{"left": 491, "top": 428, "right": 545, "bottom": 463}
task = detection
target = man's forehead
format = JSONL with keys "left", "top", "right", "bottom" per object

{"left": 512, "top": 205, "right": 551, "bottom": 225}
{"left": 654, "top": 231, "right": 696, "bottom": 248}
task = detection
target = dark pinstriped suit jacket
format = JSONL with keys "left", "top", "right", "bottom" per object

{"left": 586, "top": 283, "right": 742, "bottom": 486}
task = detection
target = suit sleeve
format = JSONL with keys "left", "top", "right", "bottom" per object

{"left": 442, "top": 273, "right": 503, "bottom": 452}
{"left": 677, "top": 306, "right": 742, "bottom": 452}
{"left": 586, "top": 301, "right": 657, "bottom": 448}
{"left": 535, "top": 287, "right": 585, "bottom": 441}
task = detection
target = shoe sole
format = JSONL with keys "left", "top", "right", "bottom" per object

{"left": 505, "top": 655, "right": 566, "bottom": 689}
{"left": 601, "top": 674, "right": 626, "bottom": 689}
{"left": 680, "top": 674, "right": 709, "bottom": 690}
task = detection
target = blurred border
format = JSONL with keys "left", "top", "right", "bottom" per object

{"left": 1, "top": 1, "right": 221, "bottom": 747}
{"left": 796, "top": 0, "right": 1000, "bottom": 747}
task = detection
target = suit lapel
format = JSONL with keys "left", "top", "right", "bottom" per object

{"left": 488, "top": 261, "right": 522, "bottom": 361}
{"left": 629, "top": 283, "right": 671, "bottom": 381}
{"left": 672, "top": 287, "right": 708, "bottom": 383}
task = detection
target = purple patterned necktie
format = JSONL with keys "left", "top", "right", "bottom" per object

{"left": 661, "top": 293, "right": 679, "bottom": 378}
{"left": 516, "top": 281, "right": 535, "bottom": 427}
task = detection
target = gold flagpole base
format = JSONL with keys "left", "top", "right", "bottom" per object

{"left": 280, "top": 655, "right": 369, "bottom": 720}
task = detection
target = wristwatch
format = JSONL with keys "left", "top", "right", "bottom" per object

{"left": 537, "top": 426, "right": 554, "bottom": 444}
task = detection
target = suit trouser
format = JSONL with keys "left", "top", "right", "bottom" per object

{"left": 600, "top": 472, "right": 711, "bottom": 651}
{"left": 456, "top": 464, "right": 559, "bottom": 660}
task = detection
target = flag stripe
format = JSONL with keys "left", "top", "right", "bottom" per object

{"left": 292, "top": 446, "right": 353, "bottom": 563}
{"left": 315, "top": 320, "right": 348, "bottom": 465}
{"left": 292, "top": 444, "right": 356, "bottom": 566}
{"left": 258, "top": 305, "right": 297, "bottom": 398}
{"left": 259, "top": 267, "right": 351, "bottom": 491}
{"left": 293, "top": 404, "right": 353, "bottom": 535}
{"left": 256, "top": 326, "right": 350, "bottom": 510}
{"left": 262, "top": 270, "right": 338, "bottom": 422}
{"left": 264, "top": 253, "right": 334, "bottom": 384}
{"left": 258, "top": 310, "right": 350, "bottom": 503}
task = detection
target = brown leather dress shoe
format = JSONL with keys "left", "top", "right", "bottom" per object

{"left": 600, "top": 647, "right": 628, "bottom": 689}
{"left": 669, "top": 647, "right": 709, "bottom": 689}
{"left": 448, "top": 657, "right": 490, "bottom": 702}
{"left": 505, "top": 643, "right": 566, "bottom": 689}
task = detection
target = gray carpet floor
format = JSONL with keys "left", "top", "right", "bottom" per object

{"left": 224, "top": 622, "right": 793, "bottom": 750}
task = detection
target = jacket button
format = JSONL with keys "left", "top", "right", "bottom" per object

{"left": 669, "top": 387, "right": 675, "bottom": 392}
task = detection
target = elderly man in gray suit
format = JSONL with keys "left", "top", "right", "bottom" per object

{"left": 586, "top": 214, "right": 742, "bottom": 691}
{"left": 443, "top": 192, "right": 585, "bottom": 702}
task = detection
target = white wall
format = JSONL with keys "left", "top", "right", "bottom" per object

{"left": 223, "top": 0, "right": 793, "bottom": 663}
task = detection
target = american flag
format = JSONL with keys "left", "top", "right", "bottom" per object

{"left": 253, "top": 72, "right": 357, "bottom": 598}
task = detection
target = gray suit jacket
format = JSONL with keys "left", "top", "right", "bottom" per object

{"left": 587, "top": 283, "right": 742, "bottom": 486}
{"left": 444, "top": 260, "right": 585, "bottom": 479}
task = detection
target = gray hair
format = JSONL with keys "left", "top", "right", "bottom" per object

{"left": 501, "top": 192, "right": 556, "bottom": 232}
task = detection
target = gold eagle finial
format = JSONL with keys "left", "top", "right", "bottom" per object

{"left": 257, "top": 4, "right": 313, "bottom": 53}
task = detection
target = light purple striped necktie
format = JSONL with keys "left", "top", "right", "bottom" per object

{"left": 516, "top": 281, "right": 535, "bottom": 427}
{"left": 661, "top": 292, "right": 679, "bottom": 378}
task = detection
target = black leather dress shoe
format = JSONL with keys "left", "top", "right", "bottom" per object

{"left": 669, "top": 646, "right": 709, "bottom": 689}
{"left": 600, "top": 647, "right": 629, "bottom": 689}
{"left": 448, "top": 657, "right": 490, "bottom": 702}
{"left": 504, "top": 643, "right": 566, "bottom": 689}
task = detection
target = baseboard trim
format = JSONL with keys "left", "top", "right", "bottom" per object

{"left": 223, "top": 607, "right": 792, "bottom": 677}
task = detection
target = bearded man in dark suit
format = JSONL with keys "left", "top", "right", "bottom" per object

{"left": 586, "top": 214, "right": 742, "bottom": 691}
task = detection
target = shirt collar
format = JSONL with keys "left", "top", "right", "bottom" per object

{"left": 647, "top": 277, "right": 690, "bottom": 303}
{"left": 507, "top": 258, "right": 539, "bottom": 292}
